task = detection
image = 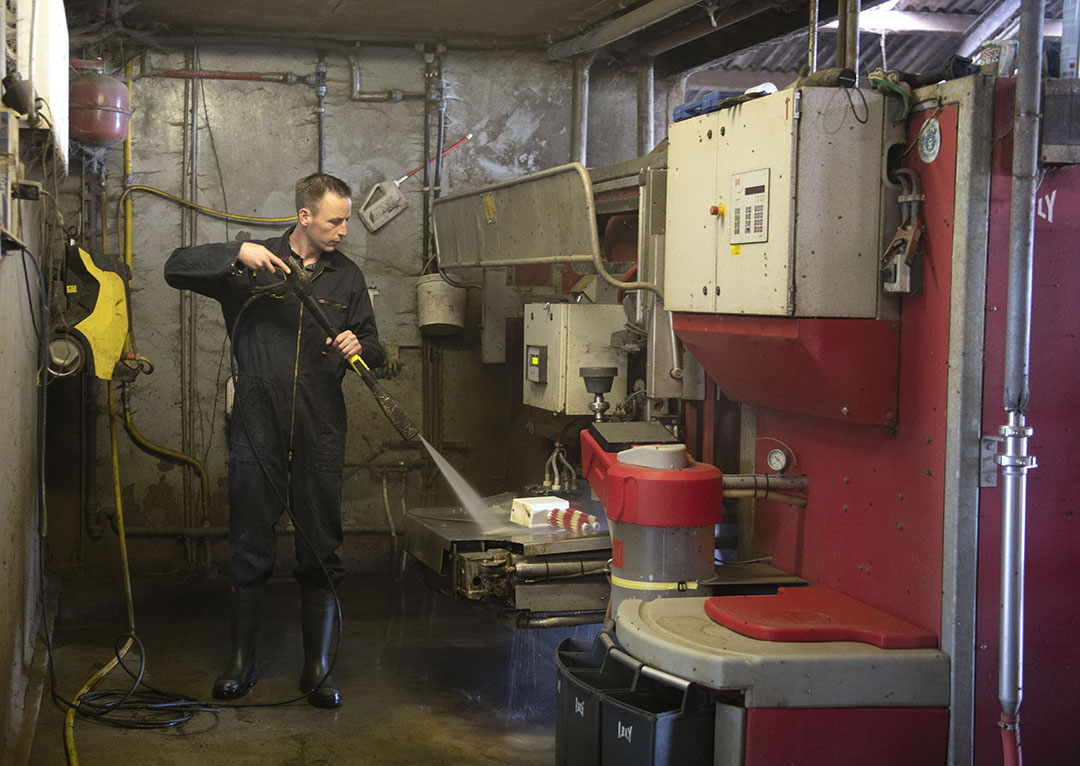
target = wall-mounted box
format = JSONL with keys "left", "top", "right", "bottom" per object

{"left": 523, "top": 302, "right": 626, "bottom": 415}
{"left": 664, "top": 86, "right": 903, "bottom": 319}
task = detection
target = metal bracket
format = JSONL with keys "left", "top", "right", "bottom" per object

{"left": 980, "top": 436, "right": 1002, "bottom": 488}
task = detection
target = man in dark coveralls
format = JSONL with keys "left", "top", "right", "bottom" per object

{"left": 164, "top": 173, "right": 384, "bottom": 709}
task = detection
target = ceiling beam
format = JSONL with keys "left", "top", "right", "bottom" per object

{"left": 827, "top": 10, "right": 1061, "bottom": 41}
{"left": 824, "top": 10, "right": 980, "bottom": 34}
{"left": 547, "top": 0, "right": 701, "bottom": 60}
{"left": 654, "top": 1, "right": 840, "bottom": 80}
{"left": 957, "top": 0, "right": 1020, "bottom": 57}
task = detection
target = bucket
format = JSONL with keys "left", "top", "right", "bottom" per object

{"left": 417, "top": 273, "right": 466, "bottom": 334}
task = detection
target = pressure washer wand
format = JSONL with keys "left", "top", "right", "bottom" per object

{"left": 283, "top": 260, "right": 419, "bottom": 441}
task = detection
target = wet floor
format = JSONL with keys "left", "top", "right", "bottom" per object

{"left": 29, "top": 564, "right": 598, "bottom": 765}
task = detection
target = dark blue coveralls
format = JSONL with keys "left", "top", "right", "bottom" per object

{"left": 164, "top": 228, "right": 384, "bottom": 588}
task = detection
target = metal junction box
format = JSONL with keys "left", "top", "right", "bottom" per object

{"left": 664, "top": 86, "right": 904, "bottom": 318}
{"left": 523, "top": 302, "right": 627, "bottom": 415}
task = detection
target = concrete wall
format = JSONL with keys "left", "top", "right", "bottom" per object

{"left": 0, "top": 153, "right": 50, "bottom": 764}
{"left": 49, "top": 43, "right": 654, "bottom": 577}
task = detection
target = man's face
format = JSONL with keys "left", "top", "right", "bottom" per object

{"left": 300, "top": 192, "right": 351, "bottom": 252}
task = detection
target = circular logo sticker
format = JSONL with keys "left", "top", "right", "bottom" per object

{"left": 917, "top": 117, "right": 941, "bottom": 164}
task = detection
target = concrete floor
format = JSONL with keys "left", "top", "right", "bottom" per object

{"left": 30, "top": 564, "right": 596, "bottom": 765}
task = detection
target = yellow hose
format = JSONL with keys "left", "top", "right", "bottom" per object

{"left": 65, "top": 384, "right": 137, "bottom": 765}
{"left": 114, "top": 185, "right": 297, "bottom": 265}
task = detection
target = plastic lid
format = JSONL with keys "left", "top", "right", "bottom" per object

{"left": 704, "top": 586, "right": 938, "bottom": 650}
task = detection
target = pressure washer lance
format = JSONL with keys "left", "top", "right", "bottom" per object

{"left": 282, "top": 255, "right": 419, "bottom": 441}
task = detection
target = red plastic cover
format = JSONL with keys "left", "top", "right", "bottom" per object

{"left": 704, "top": 586, "right": 938, "bottom": 649}
{"left": 579, "top": 429, "right": 723, "bottom": 527}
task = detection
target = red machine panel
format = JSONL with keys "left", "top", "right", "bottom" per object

{"left": 673, "top": 314, "right": 901, "bottom": 427}
{"left": 745, "top": 707, "right": 950, "bottom": 766}
{"left": 742, "top": 104, "right": 959, "bottom": 636}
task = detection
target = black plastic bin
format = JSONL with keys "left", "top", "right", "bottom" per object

{"left": 599, "top": 678, "right": 714, "bottom": 766}
{"left": 556, "top": 636, "right": 637, "bottom": 766}
{"left": 556, "top": 632, "right": 714, "bottom": 766}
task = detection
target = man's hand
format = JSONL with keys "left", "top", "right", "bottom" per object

{"left": 237, "top": 242, "right": 291, "bottom": 275}
{"left": 327, "top": 330, "right": 362, "bottom": 360}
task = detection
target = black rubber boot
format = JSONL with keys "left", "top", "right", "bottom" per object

{"left": 299, "top": 586, "right": 342, "bottom": 709}
{"left": 212, "top": 585, "right": 263, "bottom": 700}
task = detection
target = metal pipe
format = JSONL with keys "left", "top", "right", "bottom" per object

{"left": 997, "top": 0, "right": 1044, "bottom": 742}
{"left": 27, "top": 0, "right": 39, "bottom": 125}
{"left": 722, "top": 474, "right": 809, "bottom": 491}
{"left": 315, "top": 60, "right": 327, "bottom": 174}
{"left": 351, "top": 90, "right": 426, "bottom": 102}
{"left": 723, "top": 489, "right": 808, "bottom": 506}
{"left": 142, "top": 68, "right": 307, "bottom": 83}
{"left": 637, "top": 58, "right": 655, "bottom": 156}
{"left": 809, "top": 0, "right": 820, "bottom": 74}
{"left": 571, "top": 55, "right": 593, "bottom": 166}
{"left": 837, "top": 0, "right": 849, "bottom": 68}
{"left": 846, "top": 0, "right": 862, "bottom": 84}
{"left": 511, "top": 559, "right": 609, "bottom": 579}
{"left": 599, "top": 631, "right": 692, "bottom": 689}
{"left": 433, "top": 65, "right": 447, "bottom": 200}
{"left": 513, "top": 611, "right": 606, "bottom": 629}
{"left": 121, "top": 526, "right": 228, "bottom": 538}
{"left": 122, "top": 525, "right": 394, "bottom": 537}
{"left": 444, "top": 253, "right": 590, "bottom": 268}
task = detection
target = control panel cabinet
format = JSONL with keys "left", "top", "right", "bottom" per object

{"left": 665, "top": 86, "right": 903, "bottom": 318}
{"left": 523, "top": 302, "right": 627, "bottom": 415}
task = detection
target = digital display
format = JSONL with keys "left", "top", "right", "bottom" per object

{"left": 744, "top": 184, "right": 766, "bottom": 196}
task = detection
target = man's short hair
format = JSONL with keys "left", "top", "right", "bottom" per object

{"left": 295, "top": 173, "right": 352, "bottom": 215}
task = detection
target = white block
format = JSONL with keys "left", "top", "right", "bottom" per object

{"left": 510, "top": 496, "right": 569, "bottom": 528}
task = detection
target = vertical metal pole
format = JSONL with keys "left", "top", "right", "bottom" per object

{"left": 637, "top": 57, "right": 655, "bottom": 157}
{"left": 808, "top": 0, "right": 819, "bottom": 74}
{"left": 997, "top": 0, "right": 1043, "bottom": 753}
{"left": 179, "top": 47, "right": 199, "bottom": 564}
{"left": 315, "top": 59, "right": 327, "bottom": 174}
{"left": 571, "top": 54, "right": 593, "bottom": 166}
{"left": 845, "top": 0, "right": 861, "bottom": 84}
{"left": 836, "top": 0, "right": 848, "bottom": 69}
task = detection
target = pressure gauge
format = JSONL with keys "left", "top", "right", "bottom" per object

{"left": 766, "top": 448, "right": 788, "bottom": 473}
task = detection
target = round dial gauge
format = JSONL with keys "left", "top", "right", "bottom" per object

{"left": 766, "top": 448, "right": 788, "bottom": 473}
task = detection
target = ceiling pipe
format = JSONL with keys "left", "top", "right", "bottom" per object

{"left": 809, "top": 0, "right": 820, "bottom": 74}
{"left": 548, "top": 0, "right": 704, "bottom": 60}
{"left": 571, "top": 54, "right": 594, "bottom": 166}
{"left": 141, "top": 68, "right": 313, "bottom": 83}
{"left": 637, "top": 57, "right": 655, "bottom": 156}
{"left": 996, "top": 0, "right": 1044, "bottom": 760}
